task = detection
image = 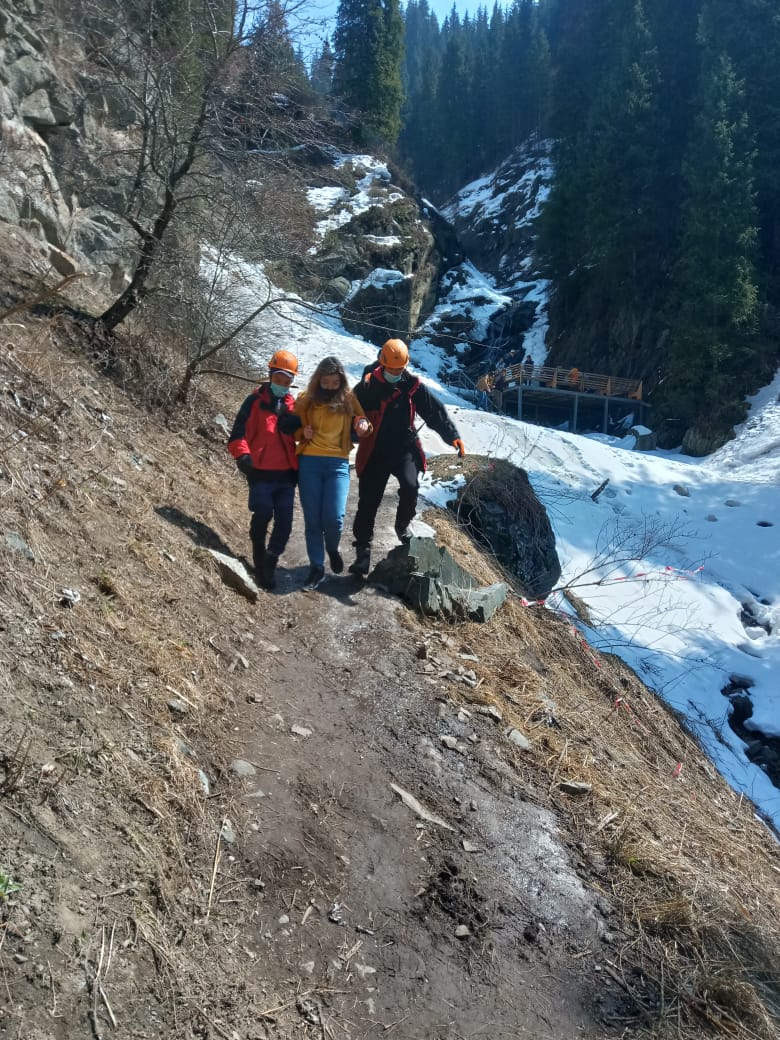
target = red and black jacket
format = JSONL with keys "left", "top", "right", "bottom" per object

{"left": 228, "top": 384, "right": 299, "bottom": 481}
{"left": 353, "top": 367, "right": 459, "bottom": 477}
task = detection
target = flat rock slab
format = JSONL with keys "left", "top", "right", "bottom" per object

{"left": 370, "top": 537, "right": 507, "bottom": 622}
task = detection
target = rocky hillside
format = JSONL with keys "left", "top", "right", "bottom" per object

{"left": 2, "top": 239, "right": 780, "bottom": 1037}
{"left": 0, "top": 1, "right": 463, "bottom": 347}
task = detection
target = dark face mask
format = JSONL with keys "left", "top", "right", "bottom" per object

{"left": 317, "top": 386, "right": 339, "bottom": 401}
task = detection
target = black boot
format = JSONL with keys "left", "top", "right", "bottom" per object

{"left": 261, "top": 554, "right": 278, "bottom": 590}
{"left": 348, "top": 544, "right": 371, "bottom": 577}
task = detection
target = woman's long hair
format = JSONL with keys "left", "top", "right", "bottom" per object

{"left": 303, "top": 356, "right": 353, "bottom": 413}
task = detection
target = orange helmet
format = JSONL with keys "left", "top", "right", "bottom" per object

{"left": 379, "top": 339, "right": 409, "bottom": 368}
{"left": 268, "top": 349, "right": 298, "bottom": 377}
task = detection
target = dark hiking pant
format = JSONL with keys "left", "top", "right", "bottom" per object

{"left": 353, "top": 450, "right": 421, "bottom": 547}
{"left": 248, "top": 478, "right": 295, "bottom": 565}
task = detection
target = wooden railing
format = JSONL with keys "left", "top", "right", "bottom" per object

{"left": 485, "top": 363, "right": 643, "bottom": 401}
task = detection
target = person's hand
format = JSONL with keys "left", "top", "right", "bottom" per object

{"left": 236, "top": 453, "right": 254, "bottom": 476}
{"left": 303, "top": 425, "right": 314, "bottom": 441}
{"left": 354, "top": 417, "right": 372, "bottom": 438}
{"left": 452, "top": 438, "right": 466, "bottom": 458}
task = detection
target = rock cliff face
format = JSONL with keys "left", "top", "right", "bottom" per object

{"left": 0, "top": 1, "right": 138, "bottom": 306}
{"left": 301, "top": 152, "right": 454, "bottom": 345}
{"left": 0, "top": 5, "right": 453, "bottom": 336}
{"left": 442, "top": 137, "right": 551, "bottom": 287}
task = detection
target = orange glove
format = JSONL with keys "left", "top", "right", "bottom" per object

{"left": 452, "top": 438, "right": 466, "bottom": 457}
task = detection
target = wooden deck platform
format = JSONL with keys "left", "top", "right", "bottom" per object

{"left": 481, "top": 364, "right": 648, "bottom": 434}
{"left": 489, "top": 363, "right": 643, "bottom": 401}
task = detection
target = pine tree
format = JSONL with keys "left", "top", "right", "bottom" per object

{"left": 431, "top": 13, "right": 472, "bottom": 194}
{"left": 311, "top": 39, "right": 334, "bottom": 97}
{"left": 660, "top": 18, "right": 759, "bottom": 443}
{"left": 333, "top": 0, "right": 405, "bottom": 145}
{"left": 543, "top": 0, "right": 666, "bottom": 368}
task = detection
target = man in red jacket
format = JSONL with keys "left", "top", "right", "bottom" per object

{"left": 228, "top": 350, "right": 300, "bottom": 589}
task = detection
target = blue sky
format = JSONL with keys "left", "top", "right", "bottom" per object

{"left": 293, "top": 0, "right": 483, "bottom": 60}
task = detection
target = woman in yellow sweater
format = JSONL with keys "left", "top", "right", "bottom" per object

{"left": 294, "top": 356, "right": 372, "bottom": 590}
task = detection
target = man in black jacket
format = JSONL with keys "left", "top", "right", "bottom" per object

{"left": 349, "top": 339, "right": 465, "bottom": 576}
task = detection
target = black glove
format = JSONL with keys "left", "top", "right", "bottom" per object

{"left": 236, "top": 454, "right": 254, "bottom": 477}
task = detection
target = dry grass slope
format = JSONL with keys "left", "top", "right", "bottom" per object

{"left": 0, "top": 304, "right": 778, "bottom": 1039}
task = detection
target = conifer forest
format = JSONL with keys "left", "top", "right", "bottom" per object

{"left": 311, "top": 0, "right": 780, "bottom": 448}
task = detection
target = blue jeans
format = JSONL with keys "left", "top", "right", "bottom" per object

{"left": 297, "top": 455, "right": 350, "bottom": 567}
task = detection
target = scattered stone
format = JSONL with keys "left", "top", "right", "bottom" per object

{"left": 214, "top": 413, "right": 230, "bottom": 435}
{"left": 296, "top": 997, "right": 322, "bottom": 1027}
{"left": 506, "top": 728, "right": 531, "bottom": 750}
{"left": 457, "top": 708, "right": 472, "bottom": 721}
{"left": 229, "top": 759, "right": 256, "bottom": 777}
{"left": 259, "top": 640, "right": 282, "bottom": 653}
{"left": 356, "top": 963, "right": 376, "bottom": 978}
{"left": 724, "top": 499, "right": 741, "bottom": 508}
{"left": 167, "top": 698, "right": 188, "bottom": 715}
{"left": 176, "top": 739, "right": 196, "bottom": 759}
{"left": 462, "top": 840, "right": 481, "bottom": 853}
{"left": 559, "top": 780, "right": 592, "bottom": 796}
{"left": 445, "top": 670, "right": 478, "bottom": 687}
{"left": 628, "top": 426, "right": 656, "bottom": 450}
{"left": 268, "top": 713, "right": 285, "bottom": 729}
{"left": 291, "top": 724, "right": 313, "bottom": 739}
{"left": 328, "top": 903, "right": 343, "bottom": 924}
{"left": 278, "top": 914, "right": 290, "bottom": 925}
{"left": 58, "top": 587, "right": 81, "bottom": 607}
{"left": 455, "top": 924, "right": 472, "bottom": 939}
{"left": 672, "top": 484, "right": 690, "bottom": 497}
{"left": 390, "top": 782, "right": 455, "bottom": 831}
{"left": 523, "top": 921, "right": 540, "bottom": 943}
{"left": 220, "top": 818, "right": 236, "bottom": 844}
{"left": 207, "top": 549, "right": 259, "bottom": 602}
{"left": 479, "top": 704, "right": 503, "bottom": 722}
{"left": 441, "top": 735, "right": 459, "bottom": 750}
{"left": 301, "top": 960, "right": 315, "bottom": 975}
{"left": 197, "top": 770, "right": 211, "bottom": 796}
{"left": 4, "top": 531, "right": 34, "bottom": 561}
{"left": 252, "top": 878, "right": 265, "bottom": 890}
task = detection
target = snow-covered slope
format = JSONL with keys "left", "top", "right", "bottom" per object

{"left": 213, "top": 245, "right": 780, "bottom": 834}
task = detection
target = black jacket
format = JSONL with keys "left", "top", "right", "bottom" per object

{"left": 353, "top": 367, "right": 459, "bottom": 470}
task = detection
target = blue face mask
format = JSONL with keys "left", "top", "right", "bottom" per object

{"left": 270, "top": 382, "right": 289, "bottom": 398}
{"left": 384, "top": 371, "right": 403, "bottom": 384}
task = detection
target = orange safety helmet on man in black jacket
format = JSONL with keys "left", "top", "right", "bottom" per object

{"left": 227, "top": 350, "right": 300, "bottom": 590}
{"left": 349, "top": 339, "right": 465, "bottom": 576}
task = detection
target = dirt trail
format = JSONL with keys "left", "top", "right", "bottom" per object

{"left": 5, "top": 318, "right": 779, "bottom": 1040}
{"left": 222, "top": 480, "right": 619, "bottom": 1038}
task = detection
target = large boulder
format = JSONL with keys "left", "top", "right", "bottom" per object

{"left": 446, "top": 456, "right": 561, "bottom": 600}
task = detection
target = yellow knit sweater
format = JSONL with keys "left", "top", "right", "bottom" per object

{"left": 294, "top": 391, "right": 366, "bottom": 458}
